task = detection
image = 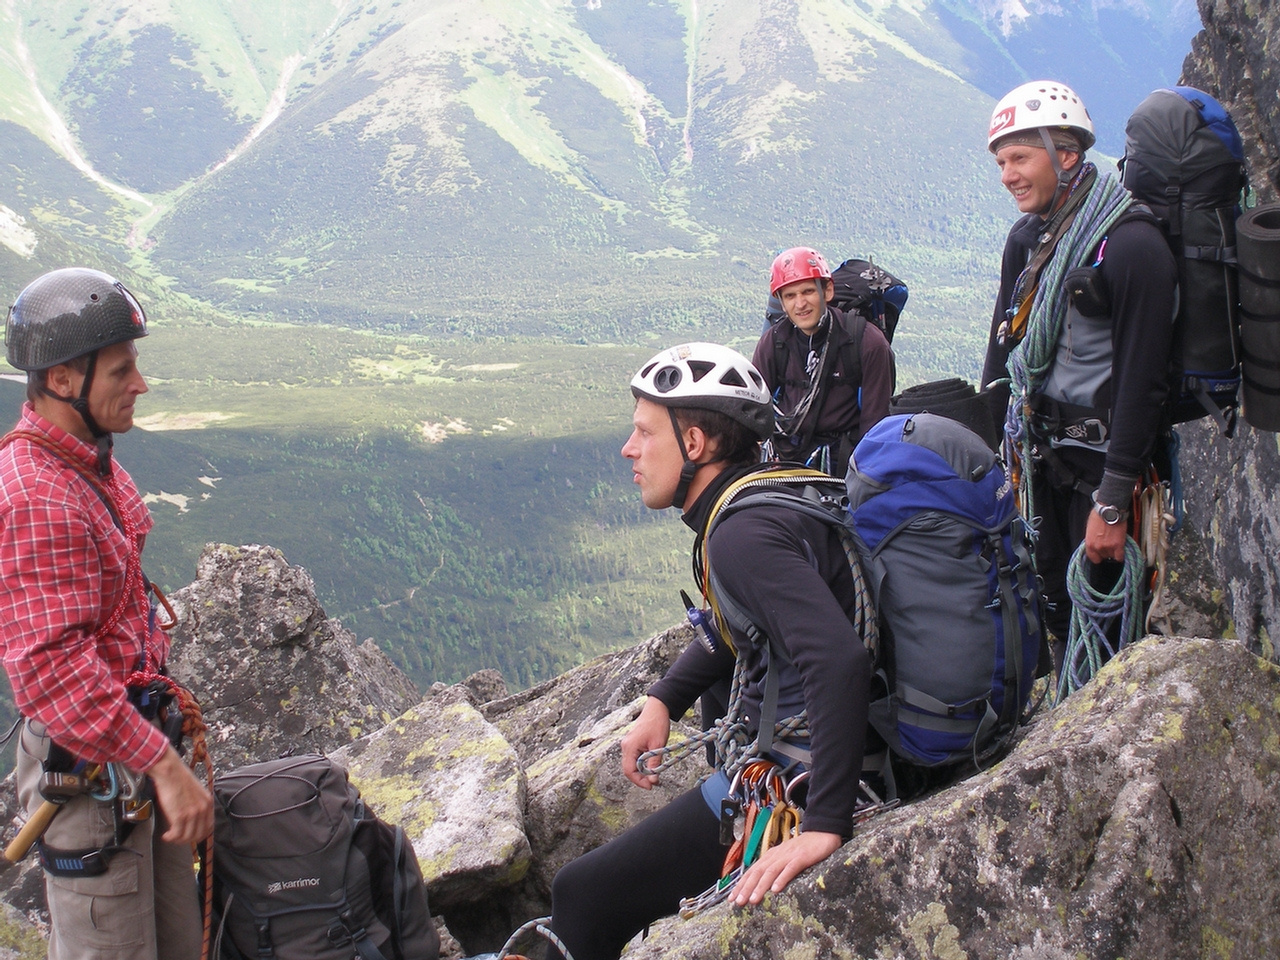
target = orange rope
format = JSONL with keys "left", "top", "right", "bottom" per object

{"left": 178, "top": 687, "right": 216, "bottom": 960}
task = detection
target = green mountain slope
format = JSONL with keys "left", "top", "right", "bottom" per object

{"left": 2, "top": 0, "right": 1196, "bottom": 350}
{"left": 146, "top": 0, "right": 1006, "bottom": 340}
{"left": 0, "top": 0, "right": 1198, "bottom": 715}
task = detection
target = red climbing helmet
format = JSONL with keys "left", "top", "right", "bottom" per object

{"left": 769, "top": 247, "right": 831, "bottom": 298}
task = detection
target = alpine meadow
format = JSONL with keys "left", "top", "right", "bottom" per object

{"left": 0, "top": 0, "right": 1199, "bottom": 710}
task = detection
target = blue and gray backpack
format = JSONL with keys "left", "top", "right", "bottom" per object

{"left": 701, "top": 413, "right": 1044, "bottom": 776}
{"left": 846, "top": 413, "right": 1044, "bottom": 767}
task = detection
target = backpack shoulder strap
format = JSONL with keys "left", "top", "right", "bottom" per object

{"left": 701, "top": 469, "right": 874, "bottom": 758}
{"left": 700, "top": 468, "right": 842, "bottom": 642}
{"left": 835, "top": 307, "right": 866, "bottom": 394}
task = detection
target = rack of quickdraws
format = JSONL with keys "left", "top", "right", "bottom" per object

{"left": 677, "top": 760, "right": 899, "bottom": 917}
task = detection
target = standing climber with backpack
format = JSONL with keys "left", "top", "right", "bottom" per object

{"left": 981, "top": 81, "right": 1177, "bottom": 676}
{"left": 543, "top": 342, "right": 872, "bottom": 960}
{"left": 754, "top": 247, "right": 895, "bottom": 475}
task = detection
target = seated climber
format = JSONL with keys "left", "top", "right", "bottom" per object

{"left": 753, "top": 246, "right": 894, "bottom": 474}
{"left": 545, "top": 342, "right": 872, "bottom": 960}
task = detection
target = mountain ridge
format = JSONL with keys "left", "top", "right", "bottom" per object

{"left": 3, "top": 1, "right": 1197, "bottom": 342}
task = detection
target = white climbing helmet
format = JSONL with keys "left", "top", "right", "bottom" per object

{"left": 631, "top": 342, "right": 772, "bottom": 440}
{"left": 988, "top": 80, "right": 1096, "bottom": 153}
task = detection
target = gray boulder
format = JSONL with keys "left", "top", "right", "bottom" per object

{"left": 1179, "top": 0, "right": 1280, "bottom": 654}
{"left": 482, "top": 623, "right": 695, "bottom": 764}
{"left": 522, "top": 698, "right": 705, "bottom": 904}
{"left": 624, "top": 636, "right": 1280, "bottom": 960}
{"left": 441, "top": 624, "right": 703, "bottom": 950}
{"left": 166, "top": 543, "right": 421, "bottom": 768}
{"left": 331, "top": 691, "right": 530, "bottom": 912}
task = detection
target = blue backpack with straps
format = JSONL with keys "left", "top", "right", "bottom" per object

{"left": 699, "top": 414, "right": 1043, "bottom": 774}
{"left": 846, "top": 413, "right": 1044, "bottom": 766}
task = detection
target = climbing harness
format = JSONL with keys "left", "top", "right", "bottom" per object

{"left": 677, "top": 759, "right": 897, "bottom": 918}
{"left": 1003, "top": 170, "right": 1134, "bottom": 531}
{"left": 1056, "top": 535, "right": 1146, "bottom": 701}
{"left": 678, "top": 759, "right": 801, "bottom": 918}
{"left": 634, "top": 656, "right": 810, "bottom": 784}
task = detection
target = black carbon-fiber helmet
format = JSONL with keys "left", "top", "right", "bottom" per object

{"left": 6, "top": 268, "right": 148, "bottom": 372}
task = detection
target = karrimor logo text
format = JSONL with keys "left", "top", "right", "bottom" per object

{"left": 989, "top": 105, "right": 1016, "bottom": 140}
{"left": 266, "top": 877, "right": 322, "bottom": 895}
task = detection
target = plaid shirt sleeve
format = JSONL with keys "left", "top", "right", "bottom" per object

{"left": 0, "top": 435, "right": 170, "bottom": 772}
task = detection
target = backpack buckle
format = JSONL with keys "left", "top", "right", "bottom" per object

{"left": 327, "top": 918, "right": 353, "bottom": 947}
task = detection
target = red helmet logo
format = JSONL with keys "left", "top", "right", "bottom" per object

{"left": 989, "top": 105, "right": 1016, "bottom": 140}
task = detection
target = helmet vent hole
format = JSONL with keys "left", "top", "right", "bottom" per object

{"left": 719, "top": 367, "right": 748, "bottom": 389}
{"left": 89, "top": 294, "right": 100, "bottom": 301}
{"left": 653, "top": 366, "right": 682, "bottom": 393}
{"left": 686, "top": 360, "right": 716, "bottom": 382}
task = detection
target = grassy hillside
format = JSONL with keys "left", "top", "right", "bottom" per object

{"left": 0, "top": 0, "right": 1196, "bottom": 767}
{"left": 0, "top": 327, "right": 698, "bottom": 692}
{"left": 0, "top": 296, "right": 974, "bottom": 706}
{"left": 2, "top": 1, "right": 1196, "bottom": 347}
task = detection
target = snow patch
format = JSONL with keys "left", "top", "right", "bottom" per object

{"left": 420, "top": 418, "right": 472, "bottom": 443}
{"left": 0, "top": 205, "right": 37, "bottom": 257}
{"left": 143, "top": 491, "right": 192, "bottom": 513}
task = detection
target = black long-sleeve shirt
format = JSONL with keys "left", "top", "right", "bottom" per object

{"left": 982, "top": 210, "right": 1176, "bottom": 504}
{"left": 647, "top": 466, "right": 871, "bottom": 838}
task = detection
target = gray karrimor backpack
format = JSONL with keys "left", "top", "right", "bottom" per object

{"left": 211, "top": 754, "right": 439, "bottom": 960}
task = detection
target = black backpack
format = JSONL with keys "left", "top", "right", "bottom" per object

{"left": 211, "top": 755, "right": 440, "bottom": 960}
{"left": 1119, "top": 86, "right": 1248, "bottom": 435}
{"left": 828, "top": 258, "right": 909, "bottom": 343}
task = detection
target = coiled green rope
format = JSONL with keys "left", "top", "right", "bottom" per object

{"left": 1056, "top": 536, "right": 1145, "bottom": 702}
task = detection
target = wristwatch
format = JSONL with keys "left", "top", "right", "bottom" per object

{"left": 1091, "top": 489, "right": 1129, "bottom": 525}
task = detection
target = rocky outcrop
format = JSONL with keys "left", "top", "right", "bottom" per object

{"left": 1177, "top": 0, "right": 1280, "bottom": 657}
{"left": 420, "top": 624, "right": 707, "bottom": 950}
{"left": 166, "top": 543, "right": 421, "bottom": 768}
{"left": 0, "top": 547, "right": 698, "bottom": 952}
{"left": 2, "top": 533, "right": 1272, "bottom": 960}
{"left": 1186, "top": 0, "right": 1280, "bottom": 201}
{"left": 332, "top": 692, "right": 532, "bottom": 912}
{"left": 624, "top": 636, "right": 1280, "bottom": 960}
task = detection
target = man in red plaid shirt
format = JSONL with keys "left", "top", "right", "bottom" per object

{"left": 1, "top": 268, "right": 212, "bottom": 960}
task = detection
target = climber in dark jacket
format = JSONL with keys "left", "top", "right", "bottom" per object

{"left": 546, "top": 342, "right": 871, "bottom": 960}
{"left": 754, "top": 246, "right": 893, "bottom": 475}
{"left": 982, "top": 80, "right": 1176, "bottom": 661}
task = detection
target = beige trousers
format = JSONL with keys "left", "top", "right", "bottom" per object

{"left": 17, "top": 722, "right": 202, "bottom": 960}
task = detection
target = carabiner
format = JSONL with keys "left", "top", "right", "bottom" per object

{"left": 87, "top": 763, "right": 120, "bottom": 803}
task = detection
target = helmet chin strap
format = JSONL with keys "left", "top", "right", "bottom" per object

{"left": 40, "top": 350, "right": 114, "bottom": 476}
{"left": 668, "top": 408, "right": 699, "bottom": 509}
{"left": 1038, "top": 127, "right": 1076, "bottom": 217}
{"left": 666, "top": 408, "right": 729, "bottom": 510}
